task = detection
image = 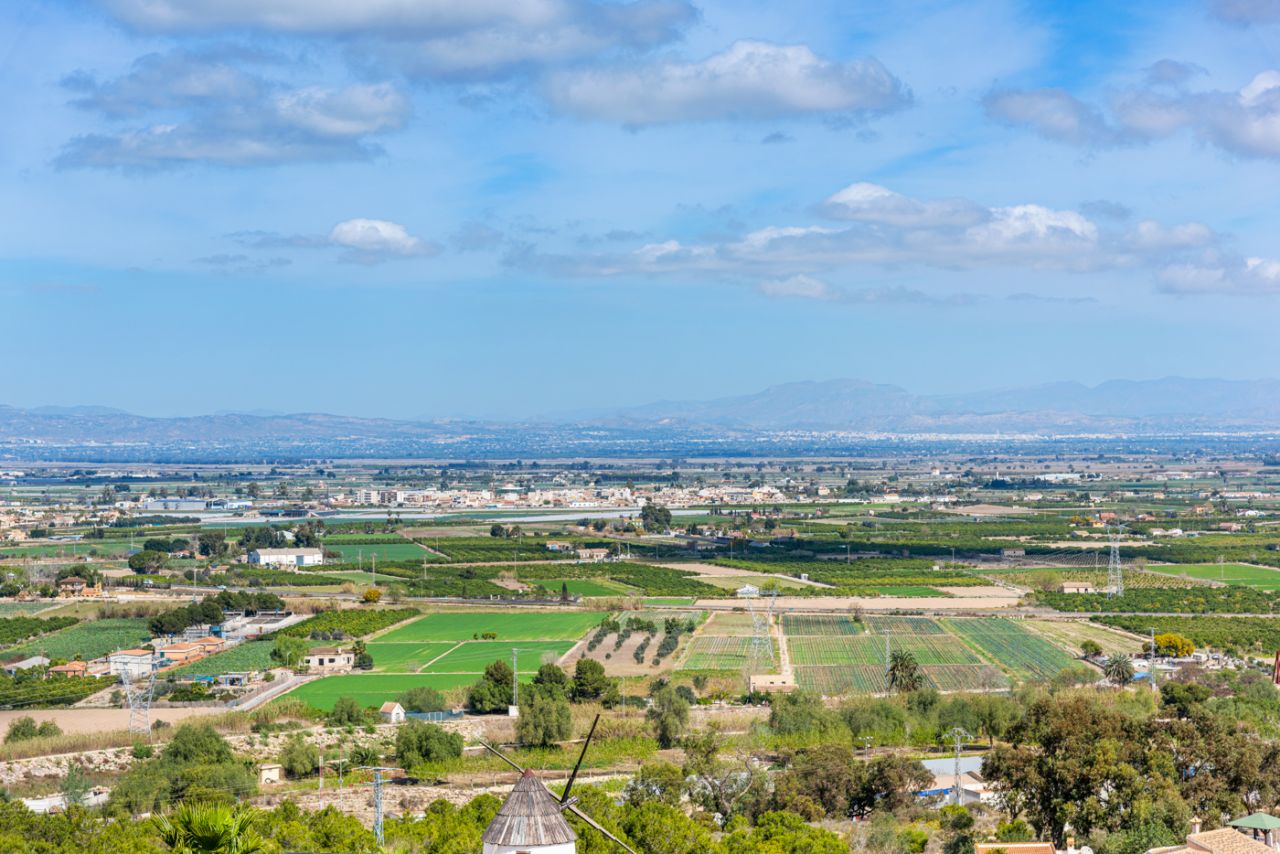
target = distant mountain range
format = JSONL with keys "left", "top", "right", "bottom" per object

{"left": 581, "top": 377, "right": 1280, "bottom": 433}
{"left": 3, "top": 378, "right": 1280, "bottom": 452}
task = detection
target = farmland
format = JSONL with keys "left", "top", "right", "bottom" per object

{"left": 788, "top": 635, "right": 981, "bottom": 667}
{"left": 364, "top": 642, "right": 456, "bottom": 672}
{"left": 781, "top": 614, "right": 862, "bottom": 636}
{"left": 1145, "top": 563, "right": 1280, "bottom": 590}
{"left": 2, "top": 618, "right": 150, "bottom": 662}
{"left": 285, "top": 672, "right": 533, "bottom": 712}
{"left": 862, "top": 616, "right": 945, "bottom": 635}
{"left": 328, "top": 542, "right": 432, "bottom": 562}
{"left": 420, "top": 641, "right": 573, "bottom": 673}
{"left": 166, "top": 641, "right": 275, "bottom": 677}
{"left": 417, "top": 538, "right": 572, "bottom": 563}
{"left": 679, "top": 635, "right": 759, "bottom": 670}
{"left": 1025, "top": 620, "right": 1144, "bottom": 656}
{"left": 942, "top": 618, "right": 1078, "bottom": 681}
{"left": 376, "top": 611, "right": 606, "bottom": 643}
{"left": 1094, "top": 616, "right": 1280, "bottom": 653}
{"left": 795, "top": 665, "right": 887, "bottom": 694}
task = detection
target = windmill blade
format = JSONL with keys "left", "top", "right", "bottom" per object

{"left": 478, "top": 741, "right": 525, "bottom": 774}
{"left": 561, "top": 713, "right": 600, "bottom": 804}
{"left": 565, "top": 802, "right": 639, "bottom": 854}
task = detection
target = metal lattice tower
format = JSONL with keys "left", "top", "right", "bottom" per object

{"left": 746, "top": 590, "right": 777, "bottom": 673}
{"left": 122, "top": 664, "right": 157, "bottom": 737}
{"left": 1107, "top": 525, "right": 1125, "bottom": 598}
{"left": 359, "top": 767, "right": 398, "bottom": 846}
{"left": 945, "top": 727, "right": 972, "bottom": 806}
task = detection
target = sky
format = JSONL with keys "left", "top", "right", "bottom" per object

{"left": 3, "top": 0, "right": 1280, "bottom": 419}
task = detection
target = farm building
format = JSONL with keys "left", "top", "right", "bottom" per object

{"left": 749, "top": 673, "right": 796, "bottom": 693}
{"left": 1059, "top": 581, "right": 1097, "bottom": 594}
{"left": 248, "top": 548, "right": 325, "bottom": 568}
{"left": 258, "top": 764, "right": 283, "bottom": 786}
{"left": 108, "top": 649, "right": 154, "bottom": 679}
{"left": 574, "top": 547, "right": 609, "bottom": 562}
{"left": 303, "top": 647, "right": 355, "bottom": 673}
{"left": 380, "top": 701, "right": 406, "bottom": 723}
{"left": 48, "top": 661, "right": 88, "bottom": 678}
{"left": 3, "top": 655, "right": 49, "bottom": 676}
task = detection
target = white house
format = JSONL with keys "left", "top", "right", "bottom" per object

{"left": 248, "top": 548, "right": 324, "bottom": 568}
{"left": 302, "top": 647, "right": 354, "bottom": 673}
{"left": 380, "top": 701, "right": 406, "bottom": 724}
{"left": 736, "top": 584, "right": 760, "bottom": 598}
{"left": 108, "top": 649, "right": 155, "bottom": 679}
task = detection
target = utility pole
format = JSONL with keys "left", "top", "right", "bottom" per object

{"left": 359, "top": 767, "right": 398, "bottom": 847}
{"left": 945, "top": 727, "right": 972, "bottom": 806}
{"left": 860, "top": 735, "right": 873, "bottom": 759}
{"left": 1149, "top": 627, "right": 1158, "bottom": 693}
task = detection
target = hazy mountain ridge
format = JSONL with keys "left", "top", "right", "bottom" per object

{"left": 3, "top": 377, "right": 1280, "bottom": 446}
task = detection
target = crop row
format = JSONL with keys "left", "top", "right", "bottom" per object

{"left": 943, "top": 618, "right": 1076, "bottom": 681}
{"left": 278, "top": 608, "right": 420, "bottom": 640}
{"left": 780, "top": 614, "right": 862, "bottom": 636}
{"left": 0, "top": 616, "right": 78, "bottom": 649}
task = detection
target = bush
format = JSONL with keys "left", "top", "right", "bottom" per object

{"left": 4, "top": 716, "right": 61, "bottom": 743}
{"left": 279, "top": 734, "right": 320, "bottom": 778}
{"left": 399, "top": 686, "right": 446, "bottom": 713}
{"left": 516, "top": 690, "right": 572, "bottom": 747}
{"left": 395, "top": 721, "right": 463, "bottom": 768}
{"left": 328, "top": 696, "right": 370, "bottom": 727}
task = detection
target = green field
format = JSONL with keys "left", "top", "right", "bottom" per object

{"left": 365, "top": 642, "right": 457, "bottom": 672}
{"left": 1, "top": 541, "right": 132, "bottom": 558}
{"left": 795, "top": 665, "right": 886, "bottom": 694}
{"left": 1146, "top": 563, "right": 1280, "bottom": 590}
{"left": 329, "top": 543, "right": 432, "bottom": 562}
{"left": 377, "top": 611, "right": 606, "bottom": 643}
{"left": 286, "top": 672, "right": 533, "bottom": 711}
{"left": 788, "top": 635, "right": 981, "bottom": 667}
{"left": 862, "top": 616, "right": 945, "bottom": 634}
{"left": 943, "top": 618, "right": 1078, "bottom": 681}
{"left": 540, "top": 579, "right": 635, "bottom": 597}
{"left": 678, "top": 635, "right": 774, "bottom": 670}
{"left": 781, "top": 614, "right": 862, "bottom": 636}
{"left": 421, "top": 641, "right": 573, "bottom": 673}
{"left": 167, "top": 641, "right": 274, "bottom": 677}
{"left": 2, "top": 618, "right": 150, "bottom": 661}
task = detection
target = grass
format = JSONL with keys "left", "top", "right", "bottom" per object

{"left": 1146, "top": 563, "right": 1280, "bottom": 590}
{"left": 328, "top": 543, "right": 432, "bottom": 562}
{"left": 539, "top": 579, "right": 635, "bottom": 597}
{"left": 2, "top": 618, "right": 150, "bottom": 661}
{"left": 365, "top": 642, "right": 458, "bottom": 672}
{"left": 422, "top": 641, "right": 574, "bottom": 673}
{"left": 286, "top": 672, "right": 531, "bottom": 711}
{"left": 377, "top": 611, "right": 606, "bottom": 643}
{"left": 167, "top": 641, "right": 275, "bottom": 677}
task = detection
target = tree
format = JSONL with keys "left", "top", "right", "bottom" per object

{"left": 128, "top": 549, "right": 168, "bottom": 574}
{"left": 153, "top": 803, "right": 266, "bottom": 854}
{"left": 1081, "top": 639, "right": 1103, "bottom": 658}
{"left": 641, "top": 503, "right": 673, "bottom": 532}
{"left": 940, "top": 804, "right": 976, "bottom": 854}
{"left": 399, "top": 685, "right": 446, "bottom": 713}
{"left": 467, "top": 660, "right": 514, "bottom": 713}
{"left": 328, "top": 696, "right": 367, "bottom": 727}
{"left": 279, "top": 734, "right": 319, "bottom": 779}
{"left": 197, "top": 532, "right": 228, "bottom": 558}
{"left": 647, "top": 684, "right": 689, "bottom": 748}
{"left": 396, "top": 721, "right": 463, "bottom": 768}
{"left": 1155, "top": 633, "right": 1195, "bottom": 657}
{"left": 62, "top": 761, "right": 90, "bottom": 808}
{"left": 572, "top": 659, "right": 615, "bottom": 703}
{"left": 1104, "top": 656, "right": 1135, "bottom": 687}
{"left": 362, "top": 588, "right": 382, "bottom": 604}
{"left": 516, "top": 689, "right": 572, "bottom": 747}
{"left": 271, "top": 634, "right": 309, "bottom": 670}
{"left": 531, "top": 663, "right": 571, "bottom": 702}
{"left": 769, "top": 690, "right": 835, "bottom": 736}
{"left": 624, "top": 761, "right": 686, "bottom": 808}
{"left": 887, "top": 650, "right": 923, "bottom": 692}
{"left": 489, "top": 524, "right": 504, "bottom": 538}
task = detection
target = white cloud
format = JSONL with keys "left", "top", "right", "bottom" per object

{"left": 508, "top": 182, "right": 1225, "bottom": 287}
{"left": 544, "top": 40, "right": 909, "bottom": 125}
{"left": 98, "top": 0, "right": 697, "bottom": 82}
{"left": 820, "top": 183, "right": 986, "bottom": 228}
{"left": 1160, "top": 255, "right": 1280, "bottom": 294}
{"left": 986, "top": 67, "right": 1280, "bottom": 159}
{"left": 329, "top": 219, "right": 434, "bottom": 262}
{"left": 57, "top": 50, "right": 409, "bottom": 169}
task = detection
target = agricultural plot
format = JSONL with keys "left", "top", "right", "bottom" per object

{"left": 328, "top": 542, "right": 432, "bottom": 562}
{"left": 167, "top": 641, "right": 274, "bottom": 677}
{"left": 700, "top": 612, "right": 759, "bottom": 636}
{"left": 679, "top": 636, "right": 759, "bottom": 670}
{"left": 1025, "top": 620, "right": 1143, "bottom": 656}
{"left": 287, "top": 672, "right": 533, "bottom": 712}
{"left": 421, "top": 641, "right": 573, "bottom": 673}
{"left": 788, "top": 635, "right": 980, "bottom": 667}
{"left": 2, "top": 618, "right": 150, "bottom": 662}
{"left": 944, "top": 618, "right": 1076, "bottom": 681}
{"left": 424, "top": 538, "right": 570, "bottom": 563}
{"left": 781, "top": 614, "right": 862, "bottom": 636}
{"left": 862, "top": 616, "right": 945, "bottom": 635}
{"left": 1146, "top": 563, "right": 1280, "bottom": 590}
{"left": 923, "top": 665, "right": 1008, "bottom": 692}
{"left": 365, "top": 642, "right": 457, "bottom": 672}
{"left": 376, "top": 611, "right": 605, "bottom": 643}
{"left": 537, "top": 578, "right": 634, "bottom": 597}
{"left": 796, "top": 665, "right": 886, "bottom": 694}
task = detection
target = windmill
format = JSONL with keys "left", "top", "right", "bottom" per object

{"left": 479, "top": 715, "right": 637, "bottom": 854}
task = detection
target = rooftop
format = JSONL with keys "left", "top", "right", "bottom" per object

{"left": 482, "top": 769, "right": 576, "bottom": 847}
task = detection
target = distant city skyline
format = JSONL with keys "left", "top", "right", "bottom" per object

{"left": 3, "top": 1, "right": 1280, "bottom": 419}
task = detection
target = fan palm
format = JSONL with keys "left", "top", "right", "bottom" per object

{"left": 1103, "top": 656, "right": 1135, "bottom": 687}
{"left": 153, "top": 803, "right": 265, "bottom": 854}
{"left": 887, "top": 650, "right": 923, "bottom": 693}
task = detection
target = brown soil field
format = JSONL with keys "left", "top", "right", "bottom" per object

{"left": 0, "top": 706, "right": 226, "bottom": 735}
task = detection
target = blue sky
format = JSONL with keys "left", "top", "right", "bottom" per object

{"left": 3, "top": 0, "right": 1280, "bottom": 419}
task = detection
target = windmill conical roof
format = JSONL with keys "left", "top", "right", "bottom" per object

{"left": 482, "top": 769, "right": 577, "bottom": 847}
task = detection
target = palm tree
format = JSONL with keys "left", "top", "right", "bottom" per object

{"left": 887, "top": 650, "right": 923, "bottom": 693}
{"left": 153, "top": 803, "right": 265, "bottom": 854}
{"left": 1103, "top": 655, "right": 1135, "bottom": 687}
